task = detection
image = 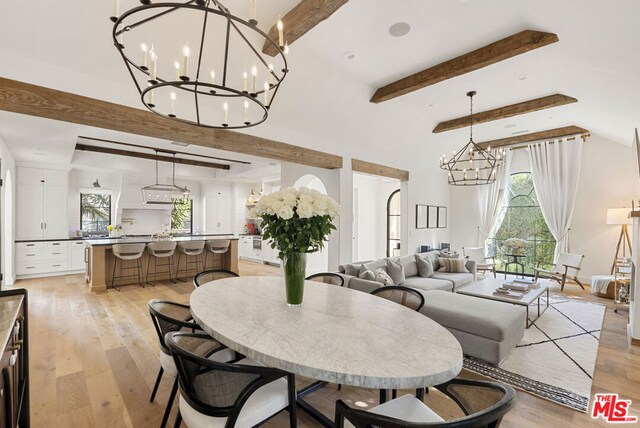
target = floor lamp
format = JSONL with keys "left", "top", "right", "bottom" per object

{"left": 607, "top": 208, "right": 632, "bottom": 274}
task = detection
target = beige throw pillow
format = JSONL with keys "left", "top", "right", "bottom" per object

{"left": 415, "top": 255, "right": 434, "bottom": 278}
{"left": 437, "top": 257, "right": 469, "bottom": 273}
{"left": 374, "top": 268, "right": 394, "bottom": 286}
{"left": 386, "top": 259, "right": 406, "bottom": 285}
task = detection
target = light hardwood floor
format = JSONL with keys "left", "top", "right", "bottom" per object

{"left": 9, "top": 261, "right": 640, "bottom": 427}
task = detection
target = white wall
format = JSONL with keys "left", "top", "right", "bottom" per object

{"left": 449, "top": 134, "right": 640, "bottom": 280}
{"left": 0, "top": 136, "right": 16, "bottom": 287}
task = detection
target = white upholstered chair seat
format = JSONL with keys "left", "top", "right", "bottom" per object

{"left": 178, "top": 357, "right": 290, "bottom": 428}
{"left": 159, "top": 346, "right": 236, "bottom": 379}
{"left": 344, "top": 394, "right": 444, "bottom": 428}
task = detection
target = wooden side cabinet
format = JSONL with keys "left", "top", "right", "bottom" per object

{"left": 0, "top": 289, "right": 29, "bottom": 428}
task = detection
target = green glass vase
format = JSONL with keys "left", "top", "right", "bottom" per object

{"left": 283, "top": 252, "right": 307, "bottom": 306}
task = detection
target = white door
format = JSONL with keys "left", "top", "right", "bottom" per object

{"left": 43, "top": 186, "right": 69, "bottom": 239}
{"left": 17, "top": 183, "right": 44, "bottom": 240}
{"left": 206, "top": 195, "right": 233, "bottom": 234}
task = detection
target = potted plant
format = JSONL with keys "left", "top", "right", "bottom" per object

{"left": 254, "top": 188, "right": 339, "bottom": 306}
{"left": 502, "top": 238, "right": 527, "bottom": 255}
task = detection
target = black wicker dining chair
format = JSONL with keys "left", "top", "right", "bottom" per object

{"left": 371, "top": 285, "right": 425, "bottom": 311}
{"left": 166, "top": 331, "right": 298, "bottom": 428}
{"left": 193, "top": 269, "right": 239, "bottom": 288}
{"left": 148, "top": 300, "right": 234, "bottom": 428}
{"left": 335, "top": 378, "right": 516, "bottom": 428}
{"left": 305, "top": 272, "right": 345, "bottom": 287}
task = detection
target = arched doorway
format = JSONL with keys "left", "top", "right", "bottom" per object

{"left": 387, "top": 189, "right": 401, "bottom": 257}
{"left": 293, "top": 174, "right": 329, "bottom": 274}
{"left": 4, "top": 170, "right": 13, "bottom": 285}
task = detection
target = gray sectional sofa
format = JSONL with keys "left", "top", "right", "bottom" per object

{"left": 337, "top": 251, "right": 525, "bottom": 365}
{"left": 338, "top": 251, "right": 476, "bottom": 294}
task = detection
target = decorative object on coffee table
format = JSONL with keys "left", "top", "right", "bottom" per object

{"left": 254, "top": 187, "right": 339, "bottom": 306}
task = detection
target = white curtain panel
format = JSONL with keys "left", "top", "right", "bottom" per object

{"left": 477, "top": 150, "right": 513, "bottom": 245}
{"left": 527, "top": 138, "right": 583, "bottom": 260}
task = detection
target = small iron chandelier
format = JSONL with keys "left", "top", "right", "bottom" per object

{"left": 141, "top": 153, "right": 190, "bottom": 204}
{"left": 111, "top": 0, "right": 289, "bottom": 129}
{"left": 439, "top": 91, "right": 505, "bottom": 186}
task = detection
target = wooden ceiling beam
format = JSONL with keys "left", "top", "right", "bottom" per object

{"left": 74, "top": 143, "right": 231, "bottom": 170}
{"left": 476, "top": 126, "right": 590, "bottom": 150}
{"left": 0, "top": 77, "right": 343, "bottom": 169}
{"left": 262, "top": 0, "right": 349, "bottom": 57}
{"left": 370, "top": 30, "right": 559, "bottom": 104}
{"left": 433, "top": 94, "right": 577, "bottom": 133}
{"left": 351, "top": 158, "right": 409, "bottom": 181}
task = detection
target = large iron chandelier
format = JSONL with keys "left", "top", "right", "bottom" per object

{"left": 439, "top": 91, "right": 505, "bottom": 186}
{"left": 111, "top": 0, "right": 289, "bottom": 129}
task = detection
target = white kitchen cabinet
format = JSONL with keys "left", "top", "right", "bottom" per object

{"left": 239, "top": 236, "right": 254, "bottom": 260}
{"left": 17, "top": 184, "right": 44, "bottom": 240}
{"left": 16, "top": 240, "right": 70, "bottom": 276}
{"left": 16, "top": 167, "right": 68, "bottom": 240}
{"left": 261, "top": 238, "right": 280, "bottom": 265}
{"left": 69, "top": 241, "right": 87, "bottom": 271}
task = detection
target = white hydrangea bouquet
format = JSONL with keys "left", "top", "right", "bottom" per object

{"left": 502, "top": 238, "right": 528, "bottom": 254}
{"left": 254, "top": 187, "right": 339, "bottom": 305}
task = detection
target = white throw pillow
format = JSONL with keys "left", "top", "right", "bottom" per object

{"left": 374, "top": 268, "right": 394, "bottom": 286}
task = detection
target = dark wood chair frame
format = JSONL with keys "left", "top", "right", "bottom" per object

{"left": 305, "top": 272, "right": 345, "bottom": 287}
{"left": 335, "top": 378, "right": 516, "bottom": 428}
{"left": 193, "top": 269, "right": 240, "bottom": 288}
{"left": 148, "top": 300, "right": 207, "bottom": 428}
{"left": 371, "top": 285, "right": 426, "bottom": 312}
{"left": 533, "top": 258, "right": 585, "bottom": 291}
{"left": 166, "top": 332, "right": 298, "bottom": 428}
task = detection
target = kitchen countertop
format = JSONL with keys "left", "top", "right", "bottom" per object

{"left": 0, "top": 294, "right": 23, "bottom": 348}
{"left": 85, "top": 235, "right": 238, "bottom": 246}
{"left": 16, "top": 233, "right": 239, "bottom": 244}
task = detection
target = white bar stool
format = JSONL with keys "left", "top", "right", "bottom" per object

{"left": 204, "top": 239, "right": 231, "bottom": 269}
{"left": 111, "top": 243, "right": 146, "bottom": 291}
{"left": 146, "top": 241, "right": 178, "bottom": 286}
{"left": 176, "top": 241, "right": 206, "bottom": 282}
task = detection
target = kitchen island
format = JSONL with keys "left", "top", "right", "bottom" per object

{"left": 85, "top": 236, "right": 238, "bottom": 292}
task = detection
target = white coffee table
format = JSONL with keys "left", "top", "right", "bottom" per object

{"left": 458, "top": 278, "right": 549, "bottom": 328}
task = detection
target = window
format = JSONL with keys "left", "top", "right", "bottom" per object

{"left": 387, "top": 190, "right": 401, "bottom": 257}
{"left": 172, "top": 199, "right": 193, "bottom": 234}
{"left": 488, "top": 173, "right": 555, "bottom": 275}
{"left": 81, "top": 193, "right": 111, "bottom": 235}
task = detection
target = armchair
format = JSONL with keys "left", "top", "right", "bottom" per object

{"left": 462, "top": 247, "right": 496, "bottom": 279}
{"left": 533, "top": 252, "right": 585, "bottom": 291}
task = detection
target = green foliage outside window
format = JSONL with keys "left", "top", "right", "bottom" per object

{"left": 172, "top": 199, "right": 192, "bottom": 234}
{"left": 81, "top": 193, "right": 111, "bottom": 234}
{"left": 488, "top": 173, "right": 555, "bottom": 275}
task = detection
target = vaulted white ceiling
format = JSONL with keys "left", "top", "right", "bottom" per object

{"left": 0, "top": 0, "right": 638, "bottom": 173}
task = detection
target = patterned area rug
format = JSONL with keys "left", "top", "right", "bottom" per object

{"left": 463, "top": 295, "right": 606, "bottom": 412}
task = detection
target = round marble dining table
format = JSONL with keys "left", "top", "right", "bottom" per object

{"left": 190, "top": 276, "right": 463, "bottom": 390}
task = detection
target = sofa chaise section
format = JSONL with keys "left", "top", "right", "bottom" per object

{"left": 420, "top": 290, "right": 525, "bottom": 365}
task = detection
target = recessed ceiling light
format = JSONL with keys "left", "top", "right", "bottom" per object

{"left": 427, "top": 103, "right": 435, "bottom": 108}
{"left": 32, "top": 152, "right": 47, "bottom": 156}
{"left": 388, "top": 22, "right": 411, "bottom": 37}
{"left": 504, "top": 124, "right": 517, "bottom": 128}
{"left": 515, "top": 75, "right": 529, "bottom": 82}
{"left": 343, "top": 51, "right": 357, "bottom": 61}
{"left": 512, "top": 129, "right": 529, "bottom": 135}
